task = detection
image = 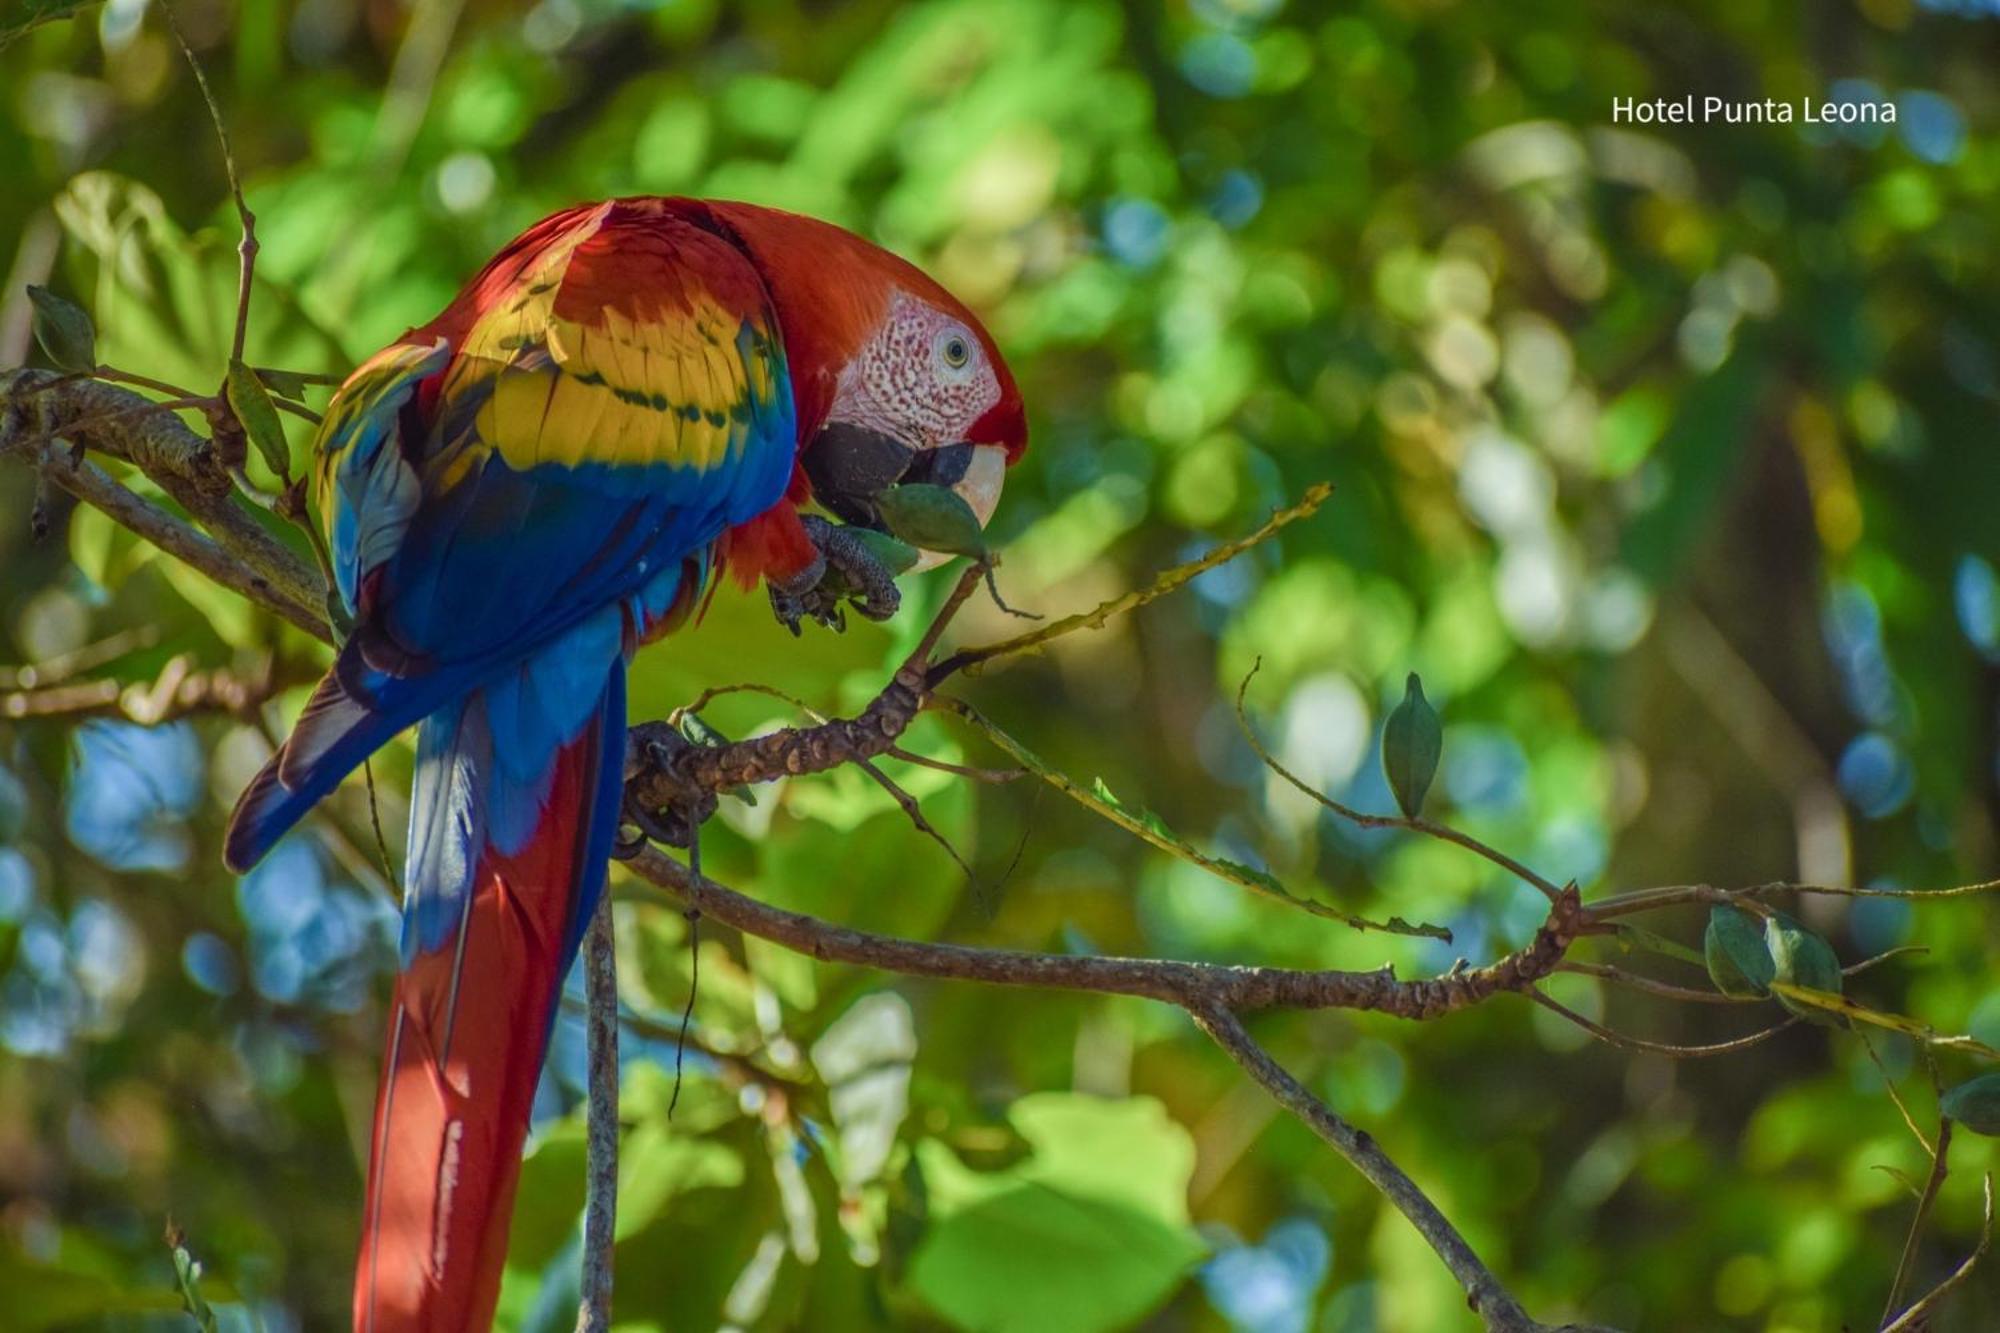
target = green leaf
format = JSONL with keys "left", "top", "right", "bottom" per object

{"left": 26, "top": 285, "right": 95, "bottom": 372}
{"left": 678, "top": 713, "right": 757, "bottom": 805}
{"left": 876, "top": 483, "right": 988, "bottom": 559}
{"left": 1704, "top": 904, "right": 1775, "bottom": 998}
{"left": 1764, "top": 914, "right": 1845, "bottom": 1027}
{"left": 1381, "top": 672, "right": 1441, "bottom": 818}
{"left": 254, "top": 366, "right": 314, "bottom": 401}
{"left": 849, "top": 525, "right": 922, "bottom": 577}
{"left": 1940, "top": 1072, "right": 2000, "bottom": 1136}
{"left": 225, "top": 357, "right": 292, "bottom": 477}
{"left": 679, "top": 711, "right": 730, "bottom": 747}
{"left": 909, "top": 1094, "right": 1204, "bottom": 1333}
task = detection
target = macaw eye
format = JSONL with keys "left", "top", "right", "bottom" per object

{"left": 941, "top": 335, "right": 971, "bottom": 369}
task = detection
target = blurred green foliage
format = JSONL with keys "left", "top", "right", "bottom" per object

{"left": 3, "top": 1, "right": 2000, "bottom": 1329}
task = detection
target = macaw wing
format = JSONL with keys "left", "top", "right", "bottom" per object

{"left": 316, "top": 199, "right": 796, "bottom": 675}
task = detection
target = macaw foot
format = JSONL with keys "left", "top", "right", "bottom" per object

{"left": 615, "top": 721, "right": 718, "bottom": 855}
{"left": 768, "top": 515, "right": 902, "bottom": 636}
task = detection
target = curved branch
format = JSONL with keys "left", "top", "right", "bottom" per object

{"left": 2, "top": 368, "right": 329, "bottom": 630}
{"left": 1193, "top": 1005, "right": 1614, "bottom": 1333}
{"left": 622, "top": 845, "right": 1584, "bottom": 1021}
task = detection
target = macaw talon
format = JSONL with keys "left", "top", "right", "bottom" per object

{"left": 609, "top": 823, "right": 650, "bottom": 860}
{"left": 767, "top": 547, "right": 829, "bottom": 637}
{"left": 621, "top": 721, "right": 719, "bottom": 849}
{"left": 766, "top": 515, "right": 903, "bottom": 634}
{"left": 803, "top": 515, "right": 902, "bottom": 622}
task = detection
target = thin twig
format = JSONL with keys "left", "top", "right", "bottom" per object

{"left": 669, "top": 909, "right": 700, "bottom": 1120}
{"left": 1881, "top": 1115, "right": 1950, "bottom": 1325}
{"left": 92, "top": 364, "right": 207, "bottom": 400}
{"left": 1857, "top": 1031, "right": 1935, "bottom": 1160}
{"left": 577, "top": 896, "right": 618, "bottom": 1333}
{"left": 883, "top": 745, "right": 1024, "bottom": 784}
{"left": 163, "top": 3, "right": 257, "bottom": 363}
{"left": 854, "top": 756, "right": 975, "bottom": 879}
{"left": 250, "top": 366, "right": 344, "bottom": 386}
{"left": 1557, "top": 961, "right": 1750, "bottom": 1005}
{"left": 1586, "top": 879, "right": 2000, "bottom": 920}
{"left": 271, "top": 396, "right": 322, "bottom": 426}
{"left": 939, "top": 695, "right": 1447, "bottom": 938}
{"left": 1526, "top": 989, "right": 1797, "bottom": 1058}
{"left": 1880, "top": 1173, "right": 1992, "bottom": 1333}
{"left": 935, "top": 482, "right": 1332, "bottom": 678}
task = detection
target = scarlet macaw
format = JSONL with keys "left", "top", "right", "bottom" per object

{"left": 222, "top": 197, "right": 1026, "bottom": 1331}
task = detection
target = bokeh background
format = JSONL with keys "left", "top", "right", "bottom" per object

{"left": 4, "top": 1, "right": 2000, "bottom": 1329}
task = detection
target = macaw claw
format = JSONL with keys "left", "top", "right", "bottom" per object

{"left": 767, "top": 514, "right": 902, "bottom": 635}
{"left": 616, "top": 721, "right": 718, "bottom": 854}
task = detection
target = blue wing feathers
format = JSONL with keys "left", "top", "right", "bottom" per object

{"left": 400, "top": 642, "right": 627, "bottom": 968}
{"left": 231, "top": 216, "right": 797, "bottom": 984}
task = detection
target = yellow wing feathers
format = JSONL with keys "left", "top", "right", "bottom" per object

{"left": 442, "top": 206, "right": 777, "bottom": 477}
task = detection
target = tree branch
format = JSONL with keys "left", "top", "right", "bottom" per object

{"left": 620, "top": 844, "right": 1583, "bottom": 1019}
{"left": 1193, "top": 1005, "right": 1608, "bottom": 1333}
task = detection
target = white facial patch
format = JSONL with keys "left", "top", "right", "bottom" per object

{"left": 834, "top": 290, "right": 1002, "bottom": 448}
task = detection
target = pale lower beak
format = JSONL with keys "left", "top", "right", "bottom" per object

{"left": 910, "top": 444, "right": 1005, "bottom": 571}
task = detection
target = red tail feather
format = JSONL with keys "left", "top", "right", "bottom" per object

{"left": 354, "top": 739, "right": 598, "bottom": 1332}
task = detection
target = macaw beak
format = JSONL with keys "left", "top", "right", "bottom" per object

{"left": 802, "top": 428, "right": 1007, "bottom": 571}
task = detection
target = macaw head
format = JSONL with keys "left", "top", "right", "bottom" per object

{"left": 704, "top": 202, "right": 1026, "bottom": 568}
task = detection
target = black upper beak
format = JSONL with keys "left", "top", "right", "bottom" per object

{"left": 904, "top": 441, "right": 975, "bottom": 488}
{"left": 802, "top": 423, "right": 911, "bottom": 529}
{"left": 802, "top": 425, "right": 980, "bottom": 531}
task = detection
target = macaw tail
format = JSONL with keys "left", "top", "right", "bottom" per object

{"left": 354, "top": 656, "right": 627, "bottom": 1333}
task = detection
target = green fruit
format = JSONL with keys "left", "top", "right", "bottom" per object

{"left": 1765, "top": 914, "right": 1844, "bottom": 1027}
{"left": 875, "top": 483, "right": 988, "bottom": 559}
{"left": 225, "top": 357, "right": 292, "bottom": 476}
{"left": 1381, "top": 673, "right": 1441, "bottom": 818}
{"left": 1940, "top": 1073, "right": 2000, "bottom": 1136}
{"left": 1704, "top": 904, "right": 1774, "bottom": 998}
{"left": 849, "top": 526, "right": 921, "bottom": 577}
{"left": 27, "top": 285, "right": 96, "bottom": 373}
